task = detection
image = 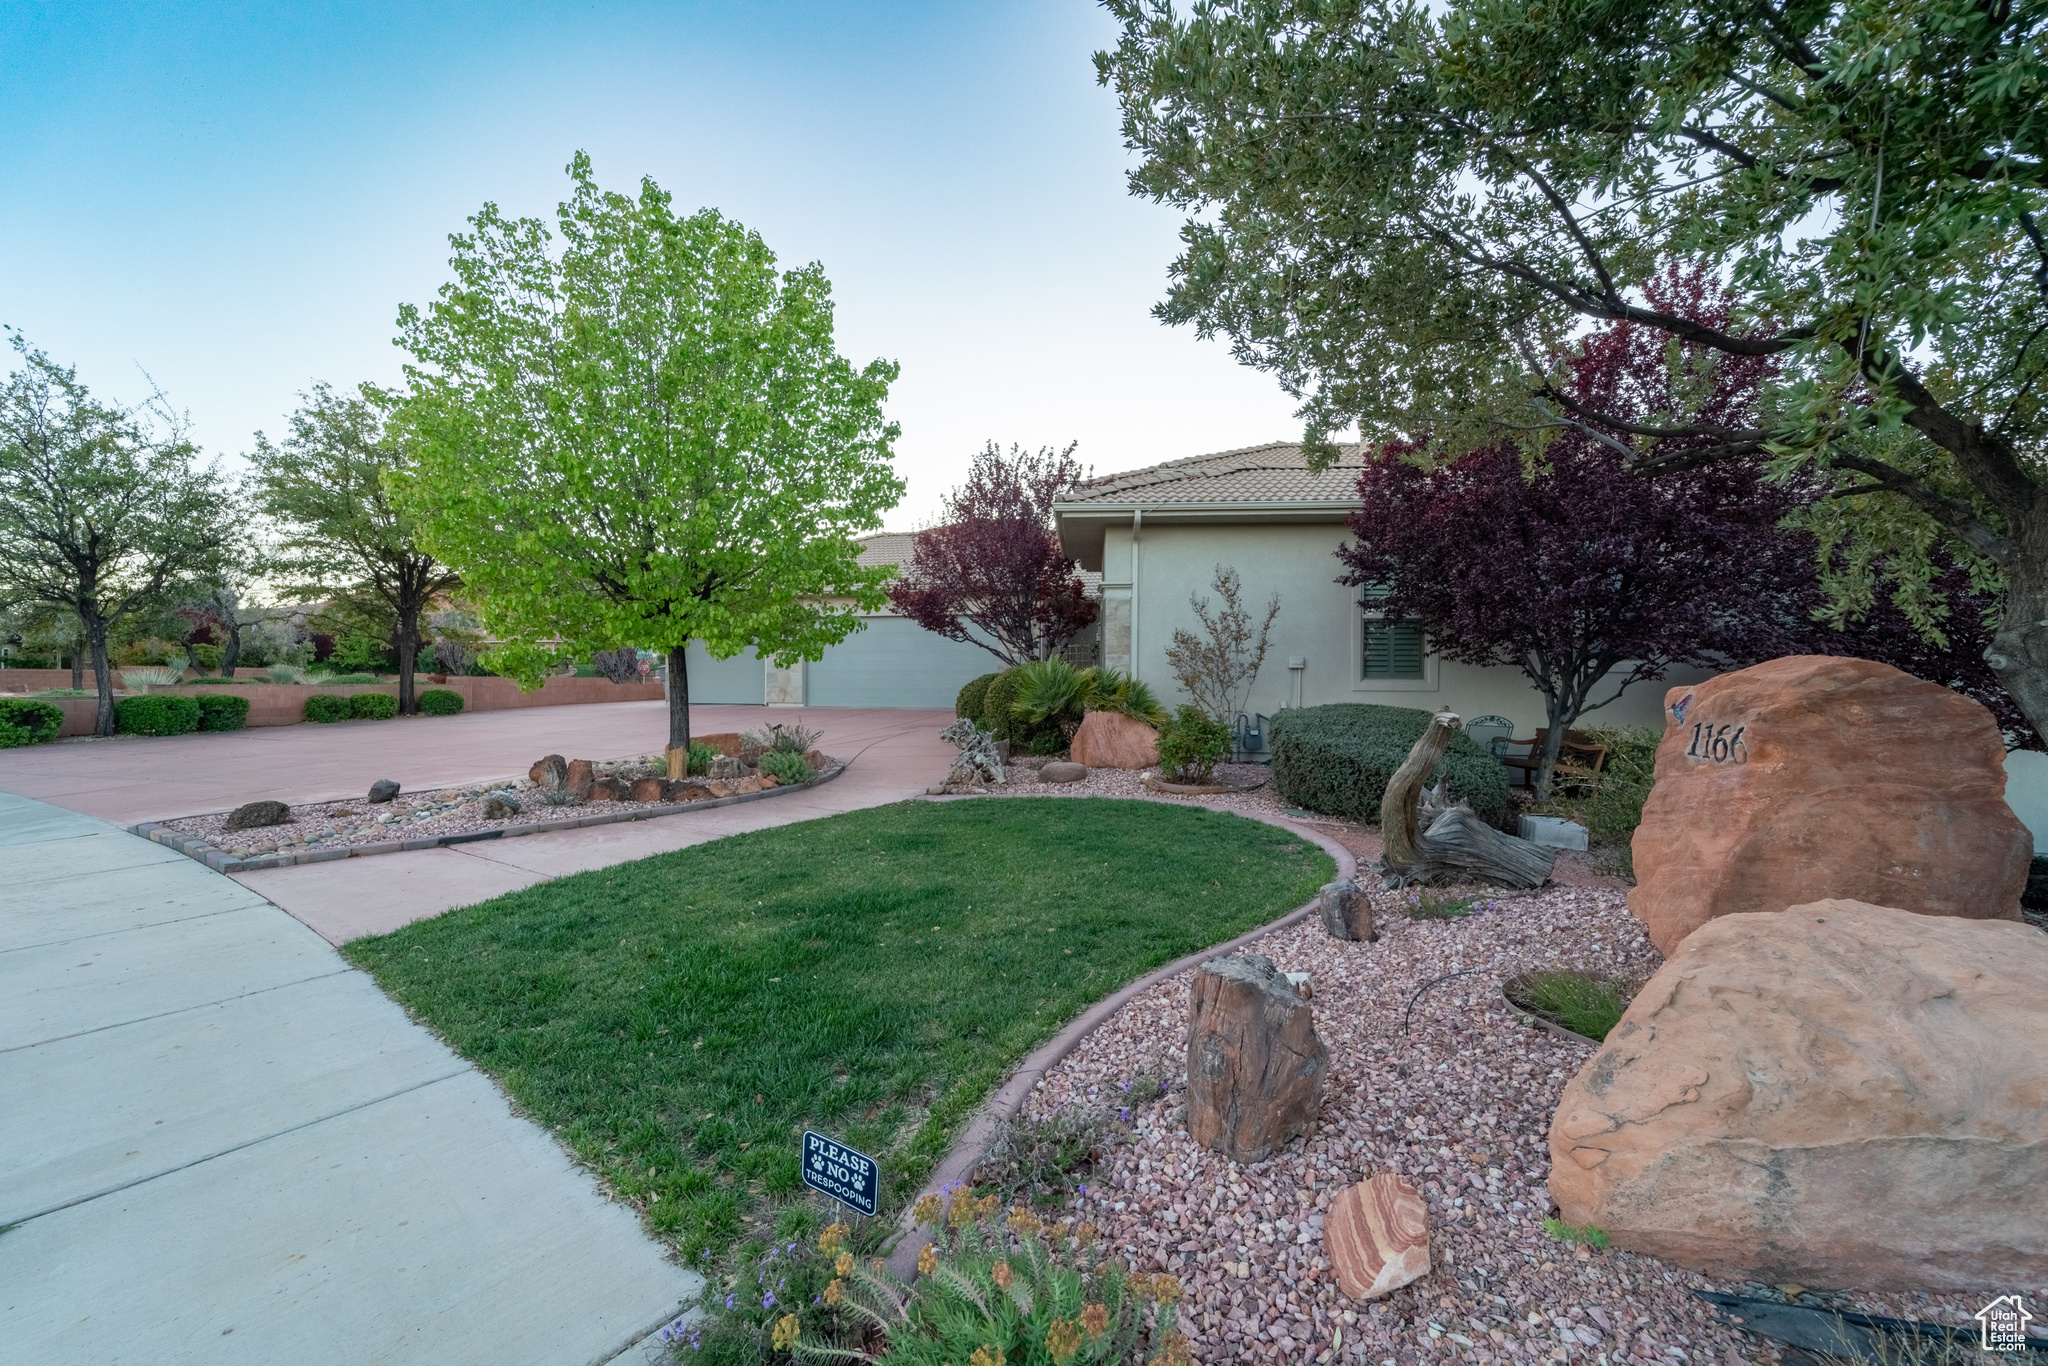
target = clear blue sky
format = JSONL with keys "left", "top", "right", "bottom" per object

{"left": 1, "top": 1, "right": 1304, "bottom": 526}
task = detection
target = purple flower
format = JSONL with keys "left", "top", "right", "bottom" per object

{"left": 1120, "top": 1109, "right": 1130, "bottom": 1120}
{"left": 764, "top": 1292, "right": 776, "bottom": 1308}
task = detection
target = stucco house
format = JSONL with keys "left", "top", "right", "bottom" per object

{"left": 1051, "top": 442, "right": 1698, "bottom": 737}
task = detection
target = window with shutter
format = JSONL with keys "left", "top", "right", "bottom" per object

{"left": 1362, "top": 621, "right": 1426, "bottom": 680}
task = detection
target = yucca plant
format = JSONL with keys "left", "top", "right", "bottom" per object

{"left": 1078, "top": 669, "right": 1166, "bottom": 727}
{"left": 118, "top": 666, "right": 183, "bottom": 691}
{"left": 1009, "top": 659, "right": 1091, "bottom": 741}
{"left": 778, "top": 1198, "right": 1186, "bottom": 1366}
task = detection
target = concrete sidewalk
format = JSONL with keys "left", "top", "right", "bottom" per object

{"left": 0, "top": 792, "right": 698, "bottom": 1364}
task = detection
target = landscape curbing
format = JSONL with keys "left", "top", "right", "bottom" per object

{"left": 882, "top": 805, "right": 1357, "bottom": 1278}
{"left": 129, "top": 760, "right": 848, "bottom": 875}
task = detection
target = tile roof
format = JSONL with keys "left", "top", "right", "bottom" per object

{"left": 1056, "top": 441, "right": 1368, "bottom": 508}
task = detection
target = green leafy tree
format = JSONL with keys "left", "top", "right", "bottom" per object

{"left": 0, "top": 335, "right": 236, "bottom": 735}
{"left": 1098, "top": 0, "right": 2048, "bottom": 738}
{"left": 249, "top": 384, "right": 458, "bottom": 714}
{"left": 389, "top": 154, "right": 903, "bottom": 763}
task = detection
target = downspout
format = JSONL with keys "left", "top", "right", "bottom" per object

{"left": 1130, "top": 509, "right": 1143, "bottom": 683}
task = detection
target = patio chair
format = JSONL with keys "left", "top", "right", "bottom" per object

{"left": 1499, "top": 728, "right": 1609, "bottom": 789}
{"left": 1463, "top": 714, "right": 1515, "bottom": 760}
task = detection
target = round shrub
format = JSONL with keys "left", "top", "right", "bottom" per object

{"left": 0, "top": 697, "right": 65, "bottom": 747}
{"left": 1157, "top": 705, "right": 1232, "bottom": 782}
{"left": 194, "top": 693, "right": 250, "bottom": 732}
{"left": 980, "top": 665, "right": 1063, "bottom": 750}
{"left": 303, "top": 694, "right": 351, "bottom": 723}
{"left": 955, "top": 672, "right": 998, "bottom": 720}
{"left": 418, "top": 688, "right": 464, "bottom": 716}
{"left": 1271, "top": 703, "right": 1509, "bottom": 825}
{"left": 115, "top": 693, "right": 201, "bottom": 737}
{"left": 980, "top": 667, "right": 1022, "bottom": 741}
{"left": 350, "top": 692, "right": 399, "bottom": 720}
{"left": 758, "top": 750, "right": 815, "bottom": 785}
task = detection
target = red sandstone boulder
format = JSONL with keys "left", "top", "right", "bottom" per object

{"left": 1071, "top": 711, "right": 1160, "bottom": 769}
{"left": 629, "top": 777, "right": 665, "bottom": 803}
{"left": 1629, "top": 656, "right": 2027, "bottom": 955}
{"left": 1550, "top": 900, "right": 2048, "bottom": 1291}
{"left": 587, "top": 777, "right": 629, "bottom": 801}
{"left": 1326, "top": 1175, "right": 1430, "bottom": 1299}
{"left": 696, "top": 731, "right": 745, "bottom": 758}
{"left": 1186, "top": 953, "right": 1327, "bottom": 1163}
{"left": 565, "top": 759, "right": 595, "bottom": 799}
{"left": 528, "top": 754, "right": 569, "bottom": 791}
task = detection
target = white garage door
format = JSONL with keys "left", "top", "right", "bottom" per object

{"left": 806, "top": 617, "right": 998, "bottom": 709}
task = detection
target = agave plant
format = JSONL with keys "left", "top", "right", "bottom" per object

{"left": 118, "top": 666, "right": 183, "bottom": 691}
{"left": 1010, "top": 659, "right": 1091, "bottom": 739}
{"left": 780, "top": 1199, "right": 1184, "bottom": 1366}
{"left": 1079, "top": 669, "right": 1166, "bottom": 727}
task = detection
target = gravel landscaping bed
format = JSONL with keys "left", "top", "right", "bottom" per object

{"left": 1012, "top": 880, "right": 2007, "bottom": 1365}
{"left": 156, "top": 753, "right": 833, "bottom": 859}
{"left": 972, "top": 758, "right": 1292, "bottom": 818}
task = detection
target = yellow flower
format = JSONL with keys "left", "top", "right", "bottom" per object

{"left": 1081, "top": 1303, "right": 1110, "bottom": 1339}
{"left": 818, "top": 1222, "right": 850, "bottom": 1254}
{"left": 975, "top": 1194, "right": 1002, "bottom": 1221}
{"left": 917, "top": 1243, "right": 938, "bottom": 1276}
{"left": 991, "top": 1260, "right": 1014, "bottom": 1290}
{"left": 1046, "top": 1317, "right": 1083, "bottom": 1365}
{"left": 1073, "top": 1221, "right": 1099, "bottom": 1248}
{"left": 835, "top": 1251, "right": 854, "bottom": 1276}
{"left": 912, "top": 1193, "right": 943, "bottom": 1226}
{"left": 824, "top": 1279, "right": 844, "bottom": 1306}
{"left": 771, "top": 1315, "right": 802, "bottom": 1351}
{"left": 1148, "top": 1329, "right": 1194, "bottom": 1366}
{"left": 1006, "top": 1208, "right": 1042, "bottom": 1236}
{"left": 967, "top": 1345, "right": 1007, "bottom": 1366}
{"left": 1150, "top": 1273, "right": 1184, "bottom": 1306}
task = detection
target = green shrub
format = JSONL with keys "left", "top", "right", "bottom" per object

{"left": 981, "top": 666, "right": 1024, "bottom": 740}
{"left": 309, "top": 671, "right": 378, "bottom": 685}
{"left": 0, "top": 697, "right": 65, "bottom": 747}
{"left": 115, "top": 693, "right": 201, "bottom": 737}
{"left": 303, "top": 694, "right": 351, "bottom": 723}
{"left": 194, "top": 694, "right": 250, "bottom": 732}
{"left": 1509, "top": 969, "right": 1632, "bottom": 1041}
{"left": 758, "top": 750, "right": 815, "bottom": 785}
{"left": 1012, "top": 657, "right": 1090, "bottom": 730}
{"left": 1270, "top": 703, "right": 1508, "bottom": 825}
{"left": 686, "top": 739, "right": 716, "bottom": 775}
{"left": 350, "top": 692, "right": 399, "bottom": 720}
{"left": 418, "top": 688, "right": 464, "bottom": 716}
{"left": 1083, "top": 667, "right": 1167, "bottom": 725}
{"left": 956, "top": 671, "right": 998, "bottom": 719}
{"left": 1578, "top": 724, "right": 1661, "bottom": 866}
{"left": 331, "top": 632, "right": 394, "bottom": 673}
{"left": 1157, "top": 704, "right": 1232, "bottom": 782}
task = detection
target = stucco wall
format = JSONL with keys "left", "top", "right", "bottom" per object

{"left": 1098, "top": 519, "right": 1709, "bottom": 737}
{"left": 680, "top": 616, "right": 1002, "bottom": 709}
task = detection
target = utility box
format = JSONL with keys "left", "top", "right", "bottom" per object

{"left": 1519, "top": 814, "right": 1589, "bottom": 851}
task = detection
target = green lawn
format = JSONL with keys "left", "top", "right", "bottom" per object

{"left": 342, "top": 798, "right": 1331, "bottom": 1259}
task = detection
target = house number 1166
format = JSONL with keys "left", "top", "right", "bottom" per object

{"left": 1685, "top": 722, "right": 1747, "bottom": 763}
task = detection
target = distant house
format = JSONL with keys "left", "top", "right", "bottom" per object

{"left": 675, "top": 532, "right": 1025, "bottom": 709}
{"left": 1051, "top": 442, "right": 1701, "bottom": 736}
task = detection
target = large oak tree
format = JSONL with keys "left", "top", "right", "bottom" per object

{"left": 1099, "top": 0, "right": 2048, "bottom": 738}
{"left": 389, "top": 154, "right": 903, "bottom": 765}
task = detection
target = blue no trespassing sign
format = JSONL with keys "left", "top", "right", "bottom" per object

{"left": 801, "top": 1130, "right": 880, "bottom": 1217}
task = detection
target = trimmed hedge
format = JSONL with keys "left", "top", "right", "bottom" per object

{"left": 304, "top": 694, "right": 351, "bottom": 723}
{"left": 115, "top": 694, "right": 202, "bottom": 737}
{"left": 195, "top": 693, "right": 250, "bottom": 732}
{"left": 0, "top": 697, "right": 64, "bottom": 747}
{"left": 980, "top": 666, "right": 1064, "bottom": 751}
{"left": 956, "top": 672, "right": 998, "bottom": 720}
{"left": 350, "top": 692, "right": 399, "bottom": 720}
{"left": 1271, "top": 703, "right": 1508, "bottom": 826}
{"left": 418, "top": 688, "right": 464, "bottom": 715}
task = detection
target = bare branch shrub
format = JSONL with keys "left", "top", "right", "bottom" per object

{"left": 1164, "top": 565, "right": 1280, "bottom": 722}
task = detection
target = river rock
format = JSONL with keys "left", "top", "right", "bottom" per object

{"left": 366, "top": 779, "right": 400, "bottom": 804}
{"left": 1040, "top": 761, "right": 1088, "bottom": 784}
{"left": 1186, "top": 952, "right": 1328, "bottom": 1163}
{"left": 481, "top": 792, "right": 520, "bottom": 819}
{"left": 1318, "top": 880, "right": 1375, "bottom": 942}
{"left": 528, "top": 754, "right": 569, "bottom": 792}
{"left": 1629, "top": 656, "right": 2028, "bottom": 955}
{"left": 223, "top": 800, "right": 291, "bottom": 831}
{"left": 1327, "top": 1175, "right": 1430, "bottom": 1299}
{"left": 1071, "top": 711, "right": 1161, "bottom": 769}
{"left": 1550, "top": 899, "right": 2048, "bottom": 1291}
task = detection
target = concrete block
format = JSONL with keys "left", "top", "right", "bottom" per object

{"left": 1518, "top": 814, "right": 1589, "bottom": 850}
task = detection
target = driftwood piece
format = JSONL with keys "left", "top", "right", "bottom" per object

{"left": 1379, "top": 711, "right": 1555, "bottom": 889}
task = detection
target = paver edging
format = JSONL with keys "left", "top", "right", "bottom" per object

{"left": 128, "top": 759, "right": 848, "bottom": 875}
{"left": 882, "top": 807, "right": 1356, "bottom": 1277}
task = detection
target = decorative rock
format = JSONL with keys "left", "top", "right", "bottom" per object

{"left": 940, "top": 717, "right": 1004, "bottom": 785}
{"left": 588, "top": 777, "right": 629, "bottom": 802}
{"left": 528, "top": 754, "right": 569, "bottom": 791}
{"left": 707, "top": 754, "right": 746, "bottom": 781}
{"left": 1186, "top": 952, "right": 1328, "bottom": 1163}
{"left": 696, "top": 731, "right": 745, "bottom": 758}
{"left": 1284, "top": 971, "right": 1313, "bottom": 1000}
{"left": 759, "top": 773, "right": 779, "bottom": 788}
{"left": 1071, "top": 711, "right": 1160, "bottom": 769}
{"left": 1550, "top": 900, "right": 2048, "bottom": 1291}
{"left": 630, "top": 777, "right": 666, "bottom": 803}
{"left": 803, "top": 748, "right": 827, "bottom": 771}
{"left": 1317, "top": 880, "right": 1375, "bottom": 942}
{"left": 366, "top": 779, "right": 400, "bottom": 805}
{"left": 566, "top": 759, "right": 595, "bottom": 799}
{"left": 223, "top": 800, "right": 290, "bottom": 832}
{"left": 1630, "top": 656, "right": 2028, "bottom": 955}
{"left": 664, "top": 778, "right": 709, "bottom": 801}
{"left": 1040, "top": 761, "right": 1088, "bottom": 783}
{"left": 736, "top": 776, "right": 764, "bottom": 795}
{"left": 1326, "top": 1175, "right": 1430, "bottom": 1299}
{"left": 705, "top": 779, "right": 735, "bottom": 798}
{"left": 481, "top": 793, "right": 520, "bottom": 819}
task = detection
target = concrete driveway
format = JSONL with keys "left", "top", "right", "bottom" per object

{"left": 0, "top": 701, "right": 958, "bottom": 942}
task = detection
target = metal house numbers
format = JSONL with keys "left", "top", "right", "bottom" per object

{"left": 1670, "top": 693, "right": 1749, "bottom": 764}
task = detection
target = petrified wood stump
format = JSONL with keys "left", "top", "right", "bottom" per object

{"left": 1186, "top": 953, "right": 1328, "bottom": 1163}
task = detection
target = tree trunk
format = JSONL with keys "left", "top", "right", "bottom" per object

{"left": 1379, "top": 710, "right": 1554, "bottom": 888}
{"left": 88, "top": 621, "right": 115, "bottom": 737}
{"left": 69, "top": 623, "right": 83, "bottom": 691}
{"left": 395, "top": 603, "right": 420, "bottom": 715}
{"left": 220, "top": 613, "right": 241, "bottom": 678}
{"left": 1534, "top": 708, "right": 1570, "bottom": 798}
{"left": 665, "top": 642, "right": 692, "bottom": 778}
{"left": 1989, "top": 513, "right": 2048, "bottom": 745}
